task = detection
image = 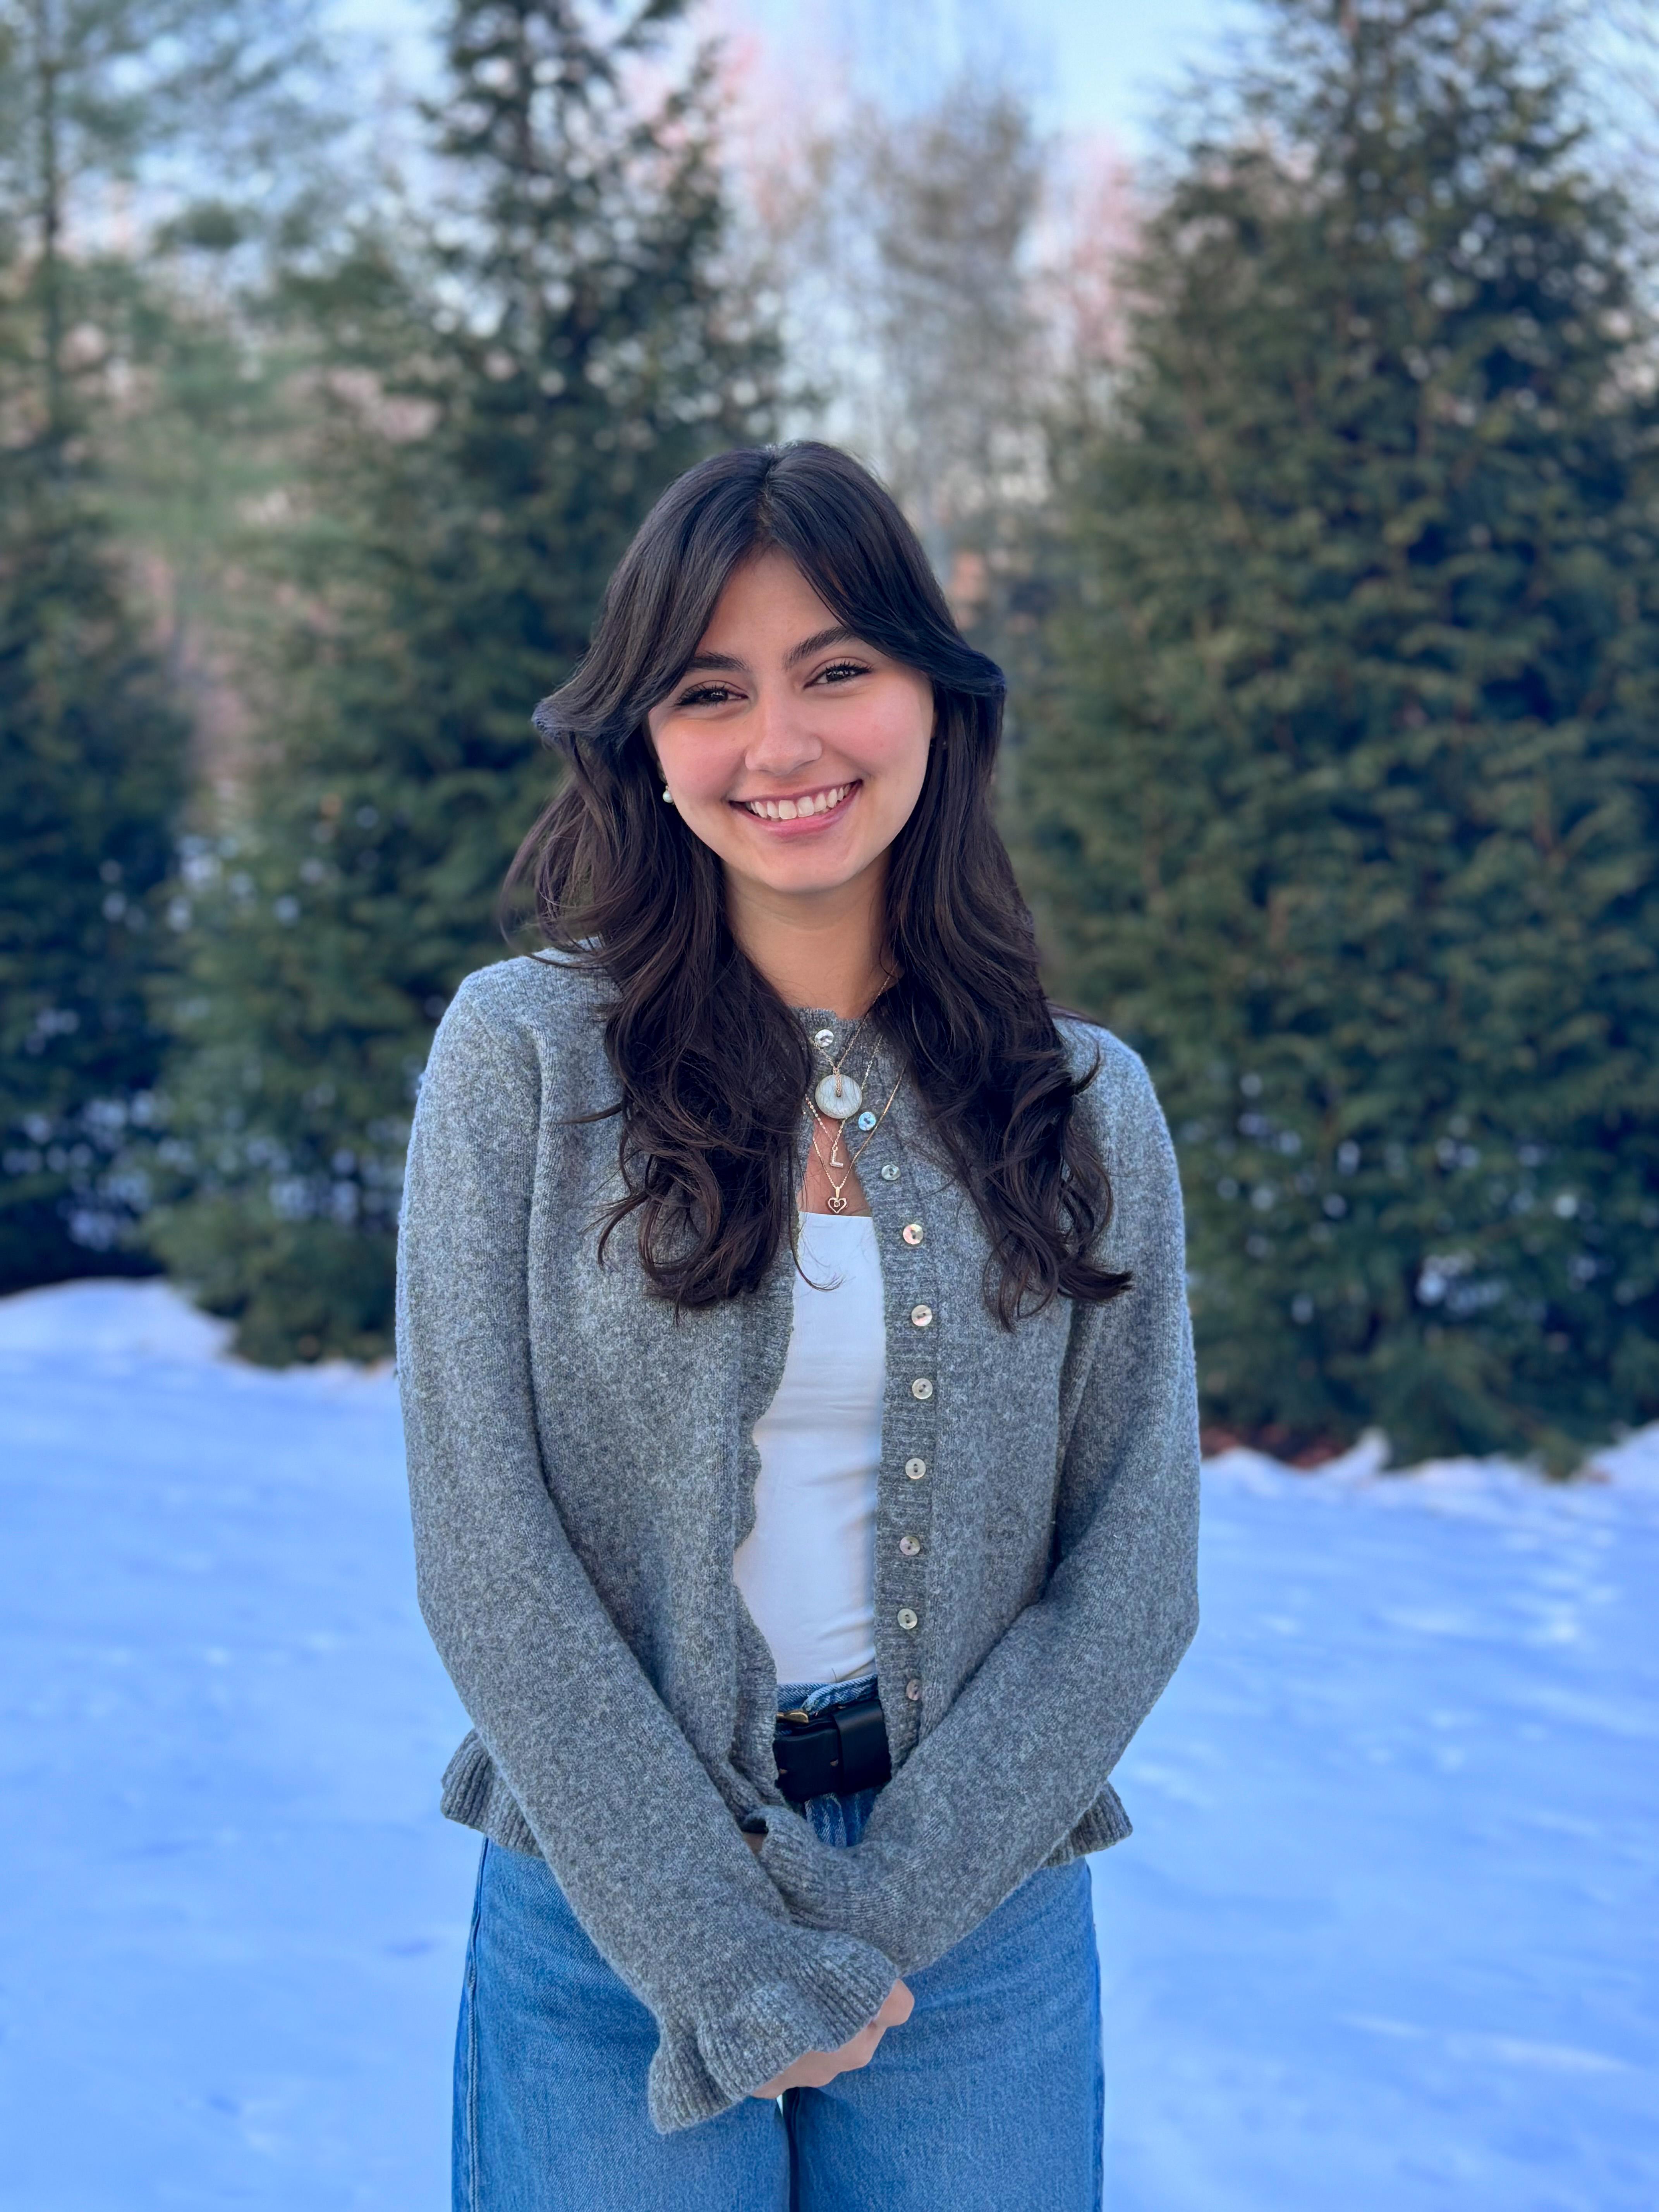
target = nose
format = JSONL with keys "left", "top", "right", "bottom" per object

{"left": 744, "top": 685, "right": 821, "bottom": 780}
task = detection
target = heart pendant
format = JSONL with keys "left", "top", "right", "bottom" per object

{"left": 814, "top": 1071, "right": 863, "bottom": 1120}
{"left": 827, "top": 1194, "right": 848, "bottom": 1214}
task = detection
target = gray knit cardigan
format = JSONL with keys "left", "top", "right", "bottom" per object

{"left": 396, "top": 951, "right": 1200, "bottom": 2134}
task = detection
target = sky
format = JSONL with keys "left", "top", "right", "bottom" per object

{"left": 719, "top": 0, "right": 1247, "bottom": 144}
{"left": 330, "top": 0, "right": 1250, "bottom": 157}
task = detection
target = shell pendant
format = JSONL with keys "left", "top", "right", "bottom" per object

{"left": 814, "top": 1070, "right": 863, "bottom": 1120}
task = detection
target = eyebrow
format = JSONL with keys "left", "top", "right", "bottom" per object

{"left": 678, "top": 625, "right": 865, "bottom": 680}
{"left": 786, "top": 624, "right": 861, "bottom": 668}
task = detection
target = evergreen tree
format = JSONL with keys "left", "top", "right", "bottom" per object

{"left": 0, "top": 2, "right": 192, "bottom": 1291}
{"left": 1018, "top": 0, "right": 1659, "bottom": 1468}
{"left": 0, "top": 380, "right": 190, "bottom": 1292}
{"left": 147, "top": 0, "right": 777, "bottom": 1362}
{"left": 0, "top": 0, "right": 336, "bottom": 1292}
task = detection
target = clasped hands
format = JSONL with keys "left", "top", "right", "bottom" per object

{"left": 742, "top": 1823, "right": 913, "bottom": 2097}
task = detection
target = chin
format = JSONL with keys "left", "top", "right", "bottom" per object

{"left": 754, "top": 852, "right": 874, "bottom": 896}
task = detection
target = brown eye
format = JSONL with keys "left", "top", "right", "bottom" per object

{"left": 814, "top": 659, "right": 870, "bottom": 685}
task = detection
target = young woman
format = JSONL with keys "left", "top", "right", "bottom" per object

{"left": 397, "top": 441, "right": 1199, "bottom": 2210}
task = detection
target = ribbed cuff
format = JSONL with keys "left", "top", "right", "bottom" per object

{"left": 440, "top": 1728, "right": 540, "bottom": 1855}
{"left": 1051, "top": 1783, "right": 1133, "bottom": 1859}
{"left": 647, "top": 1931, "right": 899, "bottom": 2133}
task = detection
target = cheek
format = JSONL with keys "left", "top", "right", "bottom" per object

{"left": 859, "top": 690, "right": 934, "bottom": 792}
{"left": 655, "top": 728, "right": 735, "bottom": 805}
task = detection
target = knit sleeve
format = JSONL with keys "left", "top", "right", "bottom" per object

{"left": 397, "top": 976, "right": 898, "bottom": 2131}
{"left": 754, "top": 1039, "right": 1201, "bottom": 1972}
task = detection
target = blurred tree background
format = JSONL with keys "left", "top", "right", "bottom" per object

{"left": 1018, "top": 0, "right": 1659, "bottom": 1468}
{"left": 140, "top": 0, "right": 778, "bottom": 1360}
{"left": 0, "top": 0, "right": 331, "bottom": 1291}
{"left": 2, "top": 0, "right": 1655, "bottom": 1470}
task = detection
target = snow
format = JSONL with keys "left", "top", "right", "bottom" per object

{"left": 0, "top": 1276, "right": 234, "bottom": 1364}
{"left": 2, "top": 1281, "right": 1655, "bottom": 2209}
{"left": 1104, "top": 1434, "right": 1659, "bottom": 2211}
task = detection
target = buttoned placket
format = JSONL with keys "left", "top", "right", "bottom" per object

{"left": 830, "top": 1026, "right": 938, "bottom": 1760}
{"left": 796, "top": 1013, "right": 942, "bottom": 1762}
{"left": 878, "top": 1160, "right": 938, "bottom": 1748}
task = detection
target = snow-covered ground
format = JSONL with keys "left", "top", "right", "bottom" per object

{"left": 2, "top": 1281, "right": 1655, "bottom": 2210}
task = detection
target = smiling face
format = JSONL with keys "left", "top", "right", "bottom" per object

{"left": 646, "top": 549, "right": 936, "bottom": 915}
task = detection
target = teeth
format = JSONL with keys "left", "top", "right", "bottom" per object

{"left": 740, "top": 783, "right": 850, "bottom": 821}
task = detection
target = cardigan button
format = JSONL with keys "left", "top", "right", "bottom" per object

{"left": 905, "top": 1679, "right": 922, "bottom": 1701}
{"left": 896, "top": 1607, "right": 919, "bottom": 1631}
{"left": 813, "top": 1028, "right": 835, "bottom": 1049}
{"left": 902, "top": 1222, "right": 924, "bottom": 1245}
{"left": 879, "top": 1163, "right": 900, "bottom": 1181}
{"left": 910, "top": 1303, "right": 933, "bottom": 1328}
{"left": 905, "top": 1457, "right": 927, "bottom": 1480}
{"left": 910, "top": 1377, "right": 933, "bottom": 1401}
{"left": 899, "top": 1535, "right": 921, "bottom": 1557}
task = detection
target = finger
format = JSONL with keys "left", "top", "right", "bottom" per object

{"left": 825, "top": 1996, "right": 904, "bottom": 2077}
{"left": 751, "top": 2050, "right": 841, "bottom": 2097}
{"left": 751, "top": 1999, "right": 900, "bottom": 2099}
{"left": 779, "top": 2056, "right": 840, "bottom": 2090}
{"left": 835, "top": 2024, "right": 884, "bottom": 2073}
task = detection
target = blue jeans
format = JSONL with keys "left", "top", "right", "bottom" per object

{"left": 453, "top": 1680, "right": 1104, "bottom": 2210}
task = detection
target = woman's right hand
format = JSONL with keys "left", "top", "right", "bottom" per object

{"left": 748, "top": 1978, "right": 914, "bottom": 2097}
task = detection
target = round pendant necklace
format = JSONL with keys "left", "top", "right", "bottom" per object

{"left": 809, "top": 1014, "right": 872, "bottom": 1122}
{"left": 813, "top": 1067, "right": 864, "bottom": 1120}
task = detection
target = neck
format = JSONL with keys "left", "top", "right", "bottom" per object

{"left": 723, "top": 859, "right": 888, "bottom": 1019}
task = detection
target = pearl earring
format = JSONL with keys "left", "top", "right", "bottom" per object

{"left": 661, "top": 785, "right": 674, "bottom": 805}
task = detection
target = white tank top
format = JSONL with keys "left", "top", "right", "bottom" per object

{"left": 733, "top": 1211, "right": 884, "bottom": 1684}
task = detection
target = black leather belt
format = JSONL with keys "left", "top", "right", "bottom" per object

{"left": 773, "top": 1688, "right": 892, "bottom": 1804}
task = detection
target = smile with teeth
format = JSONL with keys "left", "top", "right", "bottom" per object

{"left": 735, "top": 781, "right": 857, "bottom": 822}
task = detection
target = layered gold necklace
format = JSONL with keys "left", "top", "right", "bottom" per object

{"left": 805, "top": 1031, "right": 903, "bottom": 1214}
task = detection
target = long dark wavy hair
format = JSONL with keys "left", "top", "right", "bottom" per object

{"left": 508, "top": 441, "right": 1128, "bottom": 1322}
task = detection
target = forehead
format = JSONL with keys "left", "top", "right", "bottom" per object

{"left": 696, "top": 548, "right": 837, "bottom": 651}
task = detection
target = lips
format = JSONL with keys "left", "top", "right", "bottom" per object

{"left": 733, "top": 781, "right": 857, "bottom": 823}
